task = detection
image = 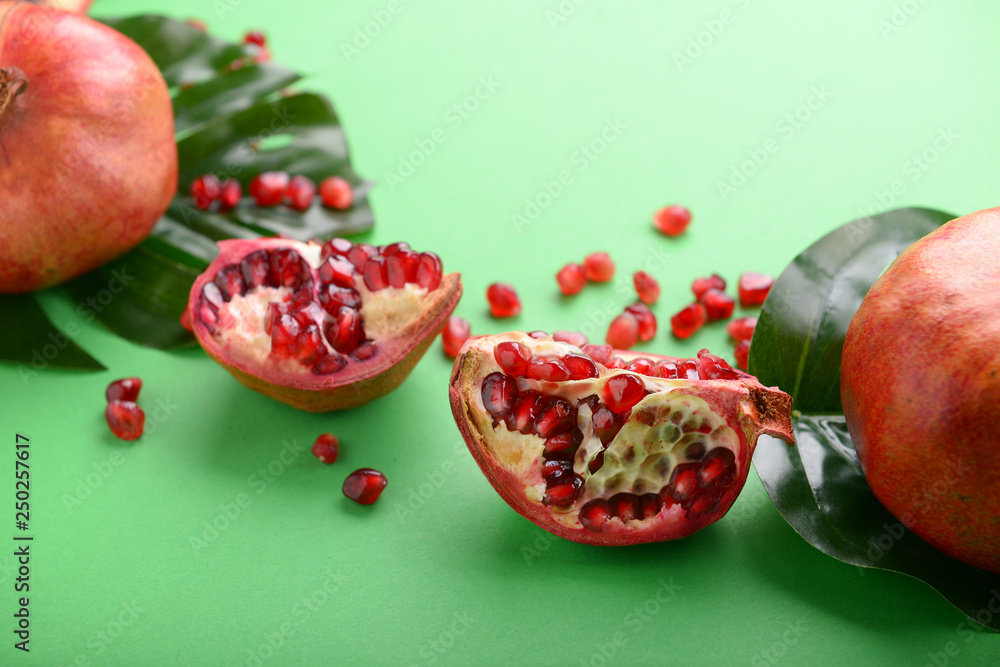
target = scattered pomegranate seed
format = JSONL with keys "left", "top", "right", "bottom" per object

{"left": 311, "top": 433, "right": 339, "bottom": 464}
{"left": 185, "top": 18, "right": 207, "bottom": 32}
{"left": 218, "top": 179, "right": 242, "bottom": 211}
{"left": 624, "top": 303, "right": 657, "bottom": 342}
{"left": 633, "top": 271, "right": 660, "bottom": 304}
{"left": 342, "top": 468, "right": 387, "bottom": 505}
{"left": 691, "top": 274, "right": 726, "bottom": 300}
{"left": 601, "top": 374, "right": 646, "bottom": 413}
{"left": 319, "top": 176, "right": 354, "bottom": 210}
{"left": 670, "top": 303, "right": 707, "bottom": 339}
{"left": 700, "top": 289, "right": 735, "bottom": 321}
{"left": 106, "top": 377, "right": 142, "bottom": 403}
{"left": 556, "top": 263, "right": 587, "bottom": 295}
{"left": 249, "top": 171, "right": 290, "bottom": 206}
{"left": 244, "top": 30, "right": 266, "bottom": 47}
{"left": 652, "top": 204, "right": 692, "bottom": 237}
{"left": 734, "top": 339, "right": 750, "bottom": 370}
{"left": 442, "top": 316, "right": 471, "bottom": 357}
{"left": 105, "top": 400, "right": 145, "bottom": 441}
{"left": 285, "top": 175, "right": 316, "bottom": 211}
{"left": 552, "top": 330, "right": 587, "bottom": 347}
{"left": 727, "top": 316, "right": 758, "bottom": 342}
{"left": 606, "top": 311, "right": 639, "bottom": 349}
{"left": 583, "top": 252, "right": 615, "bottom": 282}
{"left": 738, "top": 272, "right": 774, "bottom": 307}
{"left": 494, "top": 341, "right": 531, "bottom": 375}
{"left": 190, "top": 174, "right": 221, "bottom": 210}
{"left": 486, "top": 283, "right": 521, "bottom": 317}
{"left": 251, "top": 46, "right": 271, "bottom": 64}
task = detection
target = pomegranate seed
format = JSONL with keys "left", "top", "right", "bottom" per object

{"left": 481, "top": 373, "right": 517, "bottom": 421}
{"left": 669, "top": 463, "right": 700, "bottom": 503}
{"left": 106, "top": 377, "right": 142, "bottom": 403}
{"left": 591, "top": 406, "right": 623, "bottom": 444}
{"left": 552, "top": 330, "right": 587, "bottom": 347}
{"left": 323, "top": 306, "right": 364, "bottom": 353}
{"left": 186, "top": 19, "right": 207, "bottom": 31}
{"left": 318, "top": 285, "right": 361, "bottom": 315}
{"left": 610, "top": 493, "right": 640, "bottom": 522}
{"left": 696, "top": 349, "right": 741, "bottom": 380}
{"left": 486, "top": 283, "right": 521, "bottom": 318}
{"left": 269, "top": 248, "right": 310, "bottom": 289}
{"left": 556, "top": 263, "right": 587, "bottom": 295}
{"left": 580, "top": 499, "right": 612, "bottom": 532}
{"left": 415, "top": 252, "right": 443, "bottom": 290}
{"left": 311, "top": 433, "right": 339, "bottom": 464}
{"left": 285, "top": 175, "right": 316, "bottom": 211}
{"left": 700, "top": 289, "right": 735, "bottom": 321}
{"left": 739, "top": 272, "right": 774, "bottom": 307}
{"left": 244, "top": 30, "right": 266, "bottom": 47}
{"left": 312, "top": 353, "right": 348, "bottom": 375}
{"left": 652, "top": 204, "right": 691, "bottom": 237}
{"left": 190, "top": 174, "right": 221, "bottom": 210}
{"left": 399, "top": 250, "right": 422, "bottom": 283}
{"left": 494, "top": 341, "right": 531, "bottom": 375}
{"left": 670, "top": 303, "right": 707, "bottom": 339}
{"left": 346, "top": 244, "right": 376, "bottom": 271}
{"left": 382, "top": 242, "right": 410, "bottom": 256}
{"left": 542, "top": 459, "right": 574, "bottom": 480}
{"left": 734, "top": 339, "right": 750, "bottom": 370}
{"left": 105, "top": 400, "right": 145, "bottom": 441}
{"left": 218, "top": 179, "right": 242, "bottom": 211}
{"left": 691, "top": 274, "right": 726, "bottom": 300}
{"left": 319, "top": 176, "right": 354, "bottom": 209}
{"left": 633, "top": 271, "right": 660, "bottom": 305}
{"left": 269, "top": 313, "right": 300, "bottom": 359}
{"left": 385, "top": 254, "right": 408, "bottom": 288}
{"left": 543, "top": 429, "right": 583, "bottom": 460}
{"left": 580, "top": 344, "right": 612, "bottom": 366}
{"left": 583, "top": 252, "right": 615, "bottom": 282}
{"left": 624, "top": 303, "right": 657, "bottom": 342}
{"left": 639, "top": 493, "right": 662, "bottom": 519}
{"left": 543, "top": 474, "right": 583, "bottom": 507}
{"left": 214, "top": 265, "right": 246, "bottom": 300}
{"left": 506, "top": 392, "right": 543, "bottom": 435}
{"left": 525, "top": 356, "right": 571, "bottom": 382}
{"left": 606, "top": 356, "right": 627, "bottom": 370}
{"left": 318, "top": 257, "right": 356, "bottom": 289}
{"left": 528, "top": 331, "right": 548, "bottom": 339}
{"left": 240, "top": 250, "right": 272, "bottom": 288}
{"left": 697, "top": 448, "right": 736, "bottom": 490}
{"left": 351, "top": 341, "right": 378, "bottom": 360}
{"left": 652, "top": 360, "right": 679, "bottom": 378}
{"left": 295, "top": 325, "right": 326, "bottom": 366}
{"left": 342, "top": 468, "right": 387, "bottom": 505}
{"left": 321, "top": 237, "right": 354, "bottom": 259}
{"left": 679, "top": 358, "right": 699, "bottom": 379}
{"left": 627, "top": 358, "right": 653, "bottom": 375}
{"left": 442, "top": 316, "right": 471, "bottom": 357}
{"left": 564, "top": 354, "right": 598, "bottom": 380}
{"left": 686, "top": 493, "right": 722, "bottom": 518}
{"left": 601, "top": 374, "right": 646, "bottom": 414}
{"left": 249, "top": 171, "right": 290, "bottom": 206}
{"left": 534, "top": 397, "right": 576, "bottom": 438}
{"left": 362, "top": 257, "right": 389, "bottom": 291}
{"left": 727, "top": 316, "right": 758, "bottom": 341}
{"left": 605, "top": 312, "right": 639, "bottom": 349}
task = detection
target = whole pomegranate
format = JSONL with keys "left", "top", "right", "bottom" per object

{"left": 187, "top": 238, "right": 461, "bottom": 411}
{"left": 450, "top": 332, "right": 794, "bottom": 545}
{"left": 842, "top": 206, "right": 1000, "bottom": 573}
{"left": 0, "top": 2, "right": 177, "bottom": 292}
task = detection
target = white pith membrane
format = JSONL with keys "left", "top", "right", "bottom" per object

{"left": 204, "top": 241, "right": 434, "bottom": 374}
{"left": 465, "top": 332, "right": 748, "bottom": 532}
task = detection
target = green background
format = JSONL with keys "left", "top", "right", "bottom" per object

{"left": 3, "top": 0, "right": 1000, "bottom": 664}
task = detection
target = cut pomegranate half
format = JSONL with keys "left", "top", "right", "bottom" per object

{"left": 449, "top": 331, "right": 794, "bottom": 546}
{"left": 186, "top": 238, "right": 462, "bottom": 411}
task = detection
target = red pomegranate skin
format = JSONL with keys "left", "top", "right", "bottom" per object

{"left": 0, "top": 2, "right": 177, "bottom": 292}
{"left": 841, "top": 206, "right": 1000, "bottom": 573}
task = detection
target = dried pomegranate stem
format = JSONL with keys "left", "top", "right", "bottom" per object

{"left": 0, "top": 66, "right": 27, "bottom": 119}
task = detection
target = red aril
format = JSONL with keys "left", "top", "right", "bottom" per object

{"left": 652, "top": 205, "right": 691, "bottom": 237}
{"left": 249, "top": 171, "right": 290, "bottom": 206}
{"left": 312, "top": 433, "right": 339, "bottom": 464}
{"left": 342, "top": 468, "right": 387, "bottom": 504}
{"left": 552, "top": 330, "right": 587, "bottom": 347}
{"left": 633, "top": 271, "right": 660, "bottom": 304}
{"left": 285, "top": 175, "right": 316, "bottom": 211}
{"left": 727, "top": 316, "right": 757, "bottom": 341}
{"left": 700, "top": 289, "right": 735, "bottom": 320}
{"left": 670, "top": 303, "right": 707, "bottom": 339}
{"left": 624, "top": 303, "right": 657, "bottom": 342}
{"left": 106, "top": 378, "right": 142, "bottom": 403}
{"left": 106, "top": 400, "right": 145, "bottom": 441}
{"left": 442, "top": 316, "right": 471, "bottom": 357}
{"left": 738, "top": 272, "right": 774, "bottom": 307}
{"left": 583, "top": 252, "right": 615, "bottom": 282}
{"left": 606, "top": 312, "right": 639, "bottom": 349}
{"left": 218, "top": 179, "right": 242, "bottom": 211}
{"left": 734, "top": 339, "right": 750, "bottom": 371}
{"left": 487, "top": 283, "right": 521, "bottom": 317}
{"left": 556, "top": 263, "right": 587, "bottom": 295}
{"left": 186, "top": 238, "right": 462, "bottom": 411}
{"left": 0, "top": 2, "right": 177, "bottom": 292}
{"left": 190, "top": 174, "right": 221, "bottom": 210}
{"left": 494, "top": 341, "right": 531, "bottom": 376}
{"left": 244, "top": 30, "right": 266, "bottom": 46}
{"left": 319, "top": 176, "right": 354, "bottom": 210}
{"left": 449, "top": 332, "right": 794, "bottom": 545}
{"left": 691, "top": 274, "right": 726, "bottom": 300}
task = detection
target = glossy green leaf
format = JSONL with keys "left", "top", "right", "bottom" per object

{"left": 750, "top": 208, "right": 1000, "bottom": 631}
{"left": 0, "top": 295, "right": 105, "bottom": 371}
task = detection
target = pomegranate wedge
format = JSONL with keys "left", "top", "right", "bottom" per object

{"left": 187, "top": 238, "right": 461, "bottom": 411}
{"left": 449, "top": 332, "right": 794, "bottom": 546}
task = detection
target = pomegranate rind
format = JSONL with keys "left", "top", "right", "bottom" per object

{"left": 450, "top": 332, "right": 794, "bottom": 546}
{"left": 188, "top": 238, "right": 462, "bottom": 412}
{"left": 842, "top": 206, "right": 1000, "bottom": 573}
{"left": 0, "top": 2, "right": 177, "bottom": 292}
